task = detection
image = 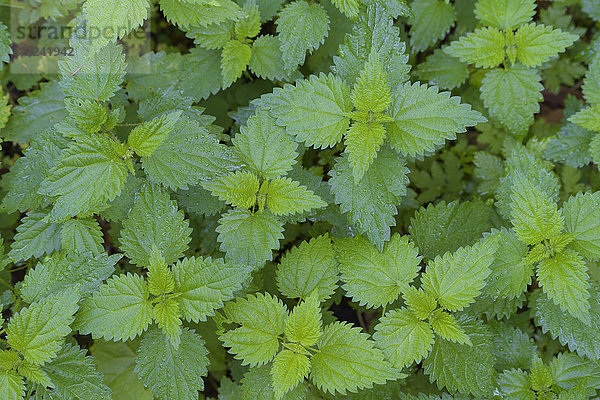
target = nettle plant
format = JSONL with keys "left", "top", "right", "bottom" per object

{"left": 1, "top": 0, "right": 600, "bottom": 399}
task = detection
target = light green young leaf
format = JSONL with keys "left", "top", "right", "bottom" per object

{"left": 429, "top": 310, "right": 472, "bottom": 345}
{"left": 335, "top": 234, "right": 421, "bottom": 308}
{"left": 331, "top": 0, "right": 359, "bottom": 19}
{"left": 221, "top": 40, "right": 252, "bottom": 88}
{"left": 421, "top": 236, "right": 499, "bottom": 312}
{"left": 514, "top": 23, "right": 578, "bottom": 67}
{"left": 120, "top": 183, "right": 192, "bottom": 266}
{"left": 152, "top": 298, "right": 182, "bottom": 349}
{"left": 59, "top": 38, "right": 127, "bottom": 101}
{"left": 64, "top": 98, "right": 108, "bottom": 134}
{"left": 83, "top": 0, "right": 150, "bottom": 50}
{"left": 217, "top": 208, "right": 284, "bottom": 267}
{"left": 9, "top": 210, "right": 61, "bottom": 262}
{"left": 351, "top": 53, "right": 391, "bottom": 113}
{"left": 563, "top": 192, "right": 600, "bottom": 261}
{"left": 128, "top": 111, "right": 182, "bottom": 156}
{"left": 135, "top": 328, "right": 209, "bottom": 400}
{"left": 39, "top": 135, "right": 129, "bottom": 222}
{"left": 234, "top": 1, "right": 261, "bottom": 39}
{"left": 75, "top": 273, "right": 153, "bottom": 341}
{"left": 569, "top": 105, "right": 600, "bottom": 132}
{"left": 239, "top": 365, "right": 307, "bottom": 400}
{"left": 423, "top": 316, "right": 496, "bottom": 397}
{"left": 510, "top": 173, "right": 564, "bottom": 245}
{"left": 266, "top": 178, "right": 327, "bottom": 216}
{"left": 7, "top": 288, "right": 79, "bottom": 365}
{"left": 284, "top": 292, "right": 322, "bottom": 347}
{"left": 203, "top": 171, "right": 260, "bottom": 209}
{"left": 373, "top": 308, "right": 434, "bottom": 369}
{"left": 310, "top": 321, "right": 398, "bottom": 395}
{"left": 0, "top": 371, "right": 24, "bottom": 400}
{"left": 445, "top": 27, "right": 505, "bottom": 68}
{"left": 147, "top": 248, "right": 174, "bottom": 296}
{"left": 248, "top": 35, "right": 286, "bottom": 80}
{"left": 20, "top": 251, "right": 119, "bottom": 304}
{"left": 140, "top": 117, "right": 238, "bottom": 190}
{"left": 60, "top": 218, "right": 104, "bottom": 256}
{"left": 276, "top": 235, "right": 339, "bottom": 301}
{"left": 267, "top": 73, "right": 352, "bottom": 148}
{"left": 409, "top": 0, "right": 456, "bottom": 53}
{"left": 233, "top": 111, "right": 298, "bottom": 179}
{"left": 480, "top": 65, "right": 543, "bottom": 134}
{"left": 219, "top": 293, "right": 287, "bottom": 366}
{"left": 345, "top": 122, "right": 386, "bottom": 184}
{"left": 276, "top": 0, "right": 329, "bottom": 71}
{"left": 41, "top": 343, "right": 112, "bottom": 400}
{"left": 537, "top": 249, "right": 591, "bottom": 324}
{"left": 329, "top": 148, "right": 409, "bottom": 247}
{"left": 388, "top": 82, "right": 486, "bottom": 157}
{"left": 474, "top": 0, "right": 536, "bottom": 30}
{"left": 271, "top": 350, "right": 310, "bottom": 399}
{"left": 172, "top": 256, "right": 251, "bottom": 322}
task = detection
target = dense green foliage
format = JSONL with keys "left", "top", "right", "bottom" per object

{"left": 0, "top": 0, "right": 600, "bottom": 398}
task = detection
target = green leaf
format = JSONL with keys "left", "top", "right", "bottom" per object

{"left": 514, "top": 23, "right": 578, "bottom": 67}
{"left": 2, "top": 81, "right": 67, "bottom": 144}
{"left": 267, "top": 73, "right": 352, "bottom": 149}
{"left": 489, "top": 322, "right": 535, "bottom": 370}
{"left": 331, "top": 0, "right": 359, "bottom": 19}
{"left": 248, "top": 35, "right": 286, "bottom": 80}
{"left": 234, "top": 1, "right": 261, "bottom": 39}
{"left": 409, "top": 200, "right": 497, "bottom": 260}
{"left": 0, "top": 23, "right": 11, "bottom": 68}
{"left": 284, "top": 292, "right": 322, "bottom": 347}
{"left": 64, "top": 98, "right": 108, "bottom": 135}
{"left": 550, "top": 352, "right": 600, "bottom": 396}
{"left": 233, "top": 111, "right": 298, "bottom": 179}
{"left": 510, "top": 173, "right": 564, "bottom": 245}
{"left": 60, "top": 218, "right": 104, "bottom": 256}
{"left": 570, "top": 105, "right": 600, "bottom": 132}
{"left": 83, "top": 0, "right": 150, "bottom": 50}
{"left": 203, "top": 171, "right": 260, "bottom": 209}
{"left": 59, "top": 38, "right": 127, "bottom": 101}
{"left": 537, "top": 249, "right": 591, "bottom": 323}
{"left": 90, "top": 340, "right": 153, "bottom": 400}
{"left": 387, "top": 82, "right": 486, "bottom": 157}
{"left": 276, "top": 235, "right": 339, "bottom": 301}
{"left": 583, "top": 55, "right": 600, "bottom": 104}
{"left": 9, "top": 210, "right": 61, "bottom": 262}
{"left": 39, "top": 135, "right": 129, "bottom": 222}
{"left": 421, "top": 237, "right": 499, "bottom": 312}
{"left": 409, "top": 0, "right": 456, "bottom": 53}
{"left": 128, "top": 111, "right": 182, "bottom": 156}
{"left": 135, "top": 327, "right": 209, "bottom": 400}
{"left": 415, "top": 48, "right": 469, "bottom": 90}
{"left": 20, "top": 251, "right": 119, "bottom": 304}
{"left": 75, "top": 273, "right": 153, "bottom": 341}
{"left": 276, "top": 0, "right": 329, "bottom": 71}
{"left": 329, "top": 148, "right": 409, "bottom": 247}
{"left": 7, "top": 288, "right": 79, "bottom": 365}
{"left": 373, "top": 308, "right": 434, "bottom": 369}
{"left": 221, "top": 40, "right": 252, "bottom": 88}
{"left": 333, "top": 5, "right": 410, "bottom": 88}
{"left": 219, "top": 293, "right": 287, "bottom": 366}
{"left": 152, "top": 298, "right": 182, "bottom": 349}
{"left": 423, "top": 316, "right": 496, "bottom": 397}
{"left": 271, "top": 350, "right": 311, "bottom": 399}
{"left": 310, "top": 321, "right": 398, "bottom": 395}
{"left": 345, "top": 122, "right": 387, "bottom": 184}
{"left": 429, "top": 310, "right": 472, "bottom": 345}
{"left": 41, "top": 343, "right": 112, "bottom": 400}
{"left": 335, "top": 234, "right": 421, "bottom": 308}
{"left": 217, "top": 209, "right": 284, "bottom": 267}
{"left": 351, "top": 52, "right": 391, "bottom": 113}
{"left": 120, "top": 183, "right": 192, "bottom": 266}
{"left": 445, "top": 27, "right": 505, "bottom": 68}
{"left": 497, "top": 369, "right": 535, "bottom": 400}
{"left": 147, "top": 248, "right": 175, "bottom": 296}
{"left": 172, "top": 256, "right": 251, "bottom": 322}
{"left": 535, "top": 285, "right": 600, "bottom": 360}
{"left": 188, "top": 21, "right": 233, "bottom": 49}
{"left": 160, "top": 0, "right": 240, "bottom": 30}
{"left": 266, "top": 178, "right": 327, "bottom": 216}
{"left": 475, "top": 0, "right": 536, "bottom": 30}
{"left": 0, "top": 370, "right": 24, "bottom": 400}
{"left": 481, "top": 228, "right": 531, "bottom": 299}
{"left": 140, "top": 116, "right": 238, "bottom": 190}
{"left": 563, "top": 192, "right": 600, "bottom": 261}
{"left": 239, "top": 365, "right": 307, "bottom": 400}
{"left": 480, "top": 65, "right": 543, "bottom": 134}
